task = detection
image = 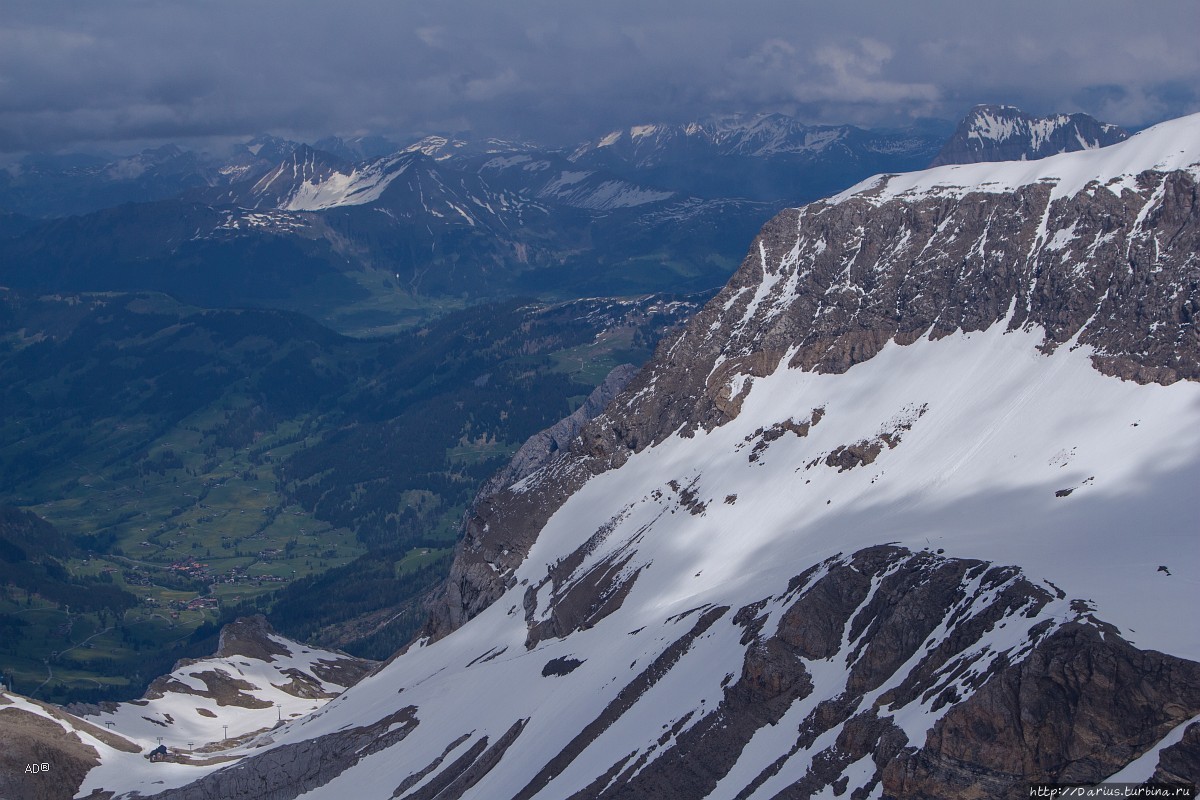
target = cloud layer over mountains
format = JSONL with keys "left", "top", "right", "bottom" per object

{"left": 1, "top": 0, "right": 1197, "bottom": 153}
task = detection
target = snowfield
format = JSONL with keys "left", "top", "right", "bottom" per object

{"left": 86, "top": 321, "right": 1195, "bottom": 799}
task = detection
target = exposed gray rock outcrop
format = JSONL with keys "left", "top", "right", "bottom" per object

{"left": 885, "top": 623, "right": 1200, "bottom": 798}
{"left": 1152, "top": 722, "right": 1200, "bottom": 786}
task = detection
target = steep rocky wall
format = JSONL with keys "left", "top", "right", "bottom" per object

{"left": 885, "top": 624, "right": 1200, "bottom": 798}
{"left": 430, "top": 167, "right": 1200, "bottom": 640}
{"left": 430, "top": 548, "right": 1197, "bottom": 800}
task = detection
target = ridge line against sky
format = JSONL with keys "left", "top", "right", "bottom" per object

{"left": 1, "top": 0, "right": 1197, "bottom": 155}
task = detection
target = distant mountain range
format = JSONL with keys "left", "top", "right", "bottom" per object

{"left": 1, "top": 116, "right": 950, "bottom": 220}
{"left": 570, "top": 114, "right": 952, "bottom": 201}
{"left": 0, "top": 107, "right": 1131, "bottom": 221}
{"left": 0, "top": 108, "right": 1125, "bottom": 335}
{"left": 0, "top": 114, "right": 957, "bottom": 332}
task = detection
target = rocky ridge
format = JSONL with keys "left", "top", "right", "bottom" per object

{"left": 572, "top": 113, "right": 944, "bottom": 168}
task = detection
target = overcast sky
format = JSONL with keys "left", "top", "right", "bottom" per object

{"left": 2, "top": 1, "right": 1197, "bottom": 154}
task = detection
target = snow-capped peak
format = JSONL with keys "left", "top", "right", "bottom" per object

{"left": 841, "top": 110, "right": 1197, "bottom": 205}
{"left": 929, "top": 104, "right": 1129, "bottom": 167}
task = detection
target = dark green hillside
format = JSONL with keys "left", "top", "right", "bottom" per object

{"left": 0, "top": 289, "right": 701, "bottom": 695}
{"left": 0, "top": 505, "right": 192, "bottom": 702}
{"left": 0, "top": 506, "right": 136, "bottom": 614}
{"left": 0, "top": 201, "right": 368, "bottom": 312}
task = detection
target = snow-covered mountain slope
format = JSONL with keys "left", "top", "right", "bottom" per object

{"left": 841, "top": 112, "right": 1188, "bottom": 210}
{"left": 82, "top": 114, "right": 1200, "bottom": 799}
{"left": 212, "top": 134, "right": 307, "bottom": 188}
{"left": 75, "top": 616, "right": 374, "bottom": 751}
{"left": 278, "top": 152, "right": 411, "bottom": 212}
{"left": 929, "top": 104, "right": 1128, "bottom": 167}
{"left": 226, "top": 138, "right": 678, "bottom": 220}
{"left": 475, "top": 151, "right": 677, "bottom": 211}
{"left": 241, "top": 145, "right": 362, "bottom": 210}
{"left": 0, "top": 616, "right": 371, "bottom": 800}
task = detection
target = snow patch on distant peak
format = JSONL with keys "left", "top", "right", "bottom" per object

{"left": 283, "top": 156, "right": 409, "bottom": 211}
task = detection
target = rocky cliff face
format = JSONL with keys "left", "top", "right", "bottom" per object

{"left": 537, "top": 547, "right": 1200, "bottom": 800}
{"left": 929, "top": 104, "right": 1128, "bottom": 167}
{"left": 79, "top": 115, "right": 1200, "bottom": 800}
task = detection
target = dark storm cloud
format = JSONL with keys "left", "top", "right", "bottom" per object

{"left": 1, "top": 0, "right": 1197, "bottom": 153}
